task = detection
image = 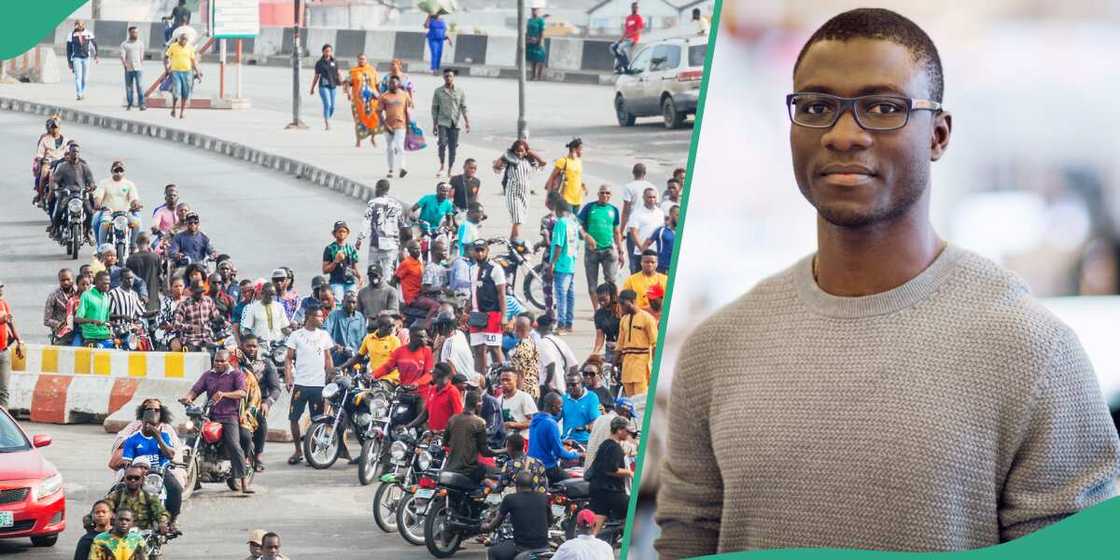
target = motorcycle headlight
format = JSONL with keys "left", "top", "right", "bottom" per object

{"left": 354, "top": 413, "right": 372, "bottom": 427}
{"left": 321, "top": 382, "right": 340, "bottom": 399}
{"left": 390, "top": 441, "right": 408, "bottom": 461}
{"left": 33, "top": 473, "right": 63, "bottom": 501}
{"left": 67, "top": 199, "right": 83, "bottom": 213}
{"left": 417, "top": 450, "right": 433, "bottom": 471}
{"left": 142, "top": 474, "right": 163, "bottom": 495}
{"left": 272, "top": 346, "right": 288, "bottom": 363}
{"left": 113, "top": 215, "right": 130, "bottom": 230}
{"left": 371, "top": 397, "right": 389, "bottom": 418}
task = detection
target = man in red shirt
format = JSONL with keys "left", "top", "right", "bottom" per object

{"left": 373, "top": 325, "right": 433, "bottom": 391}
{"left": 393, "top": 240, "right": 424, "bottom": 305}
{"left": 0, "top": 280, "right": 25, "bottom": 409}
{"left": 420, "top": 364, "right": 463, "bottom": 432}
{"left": 621, "top": 3, "right": 645, "bottom": 59}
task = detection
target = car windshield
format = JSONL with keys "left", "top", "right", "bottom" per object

{"left": 689, "top": 44, "right": 708, "bottom": 67}
{"left": 0, "top": 412, "right": 31, "bottom": 453}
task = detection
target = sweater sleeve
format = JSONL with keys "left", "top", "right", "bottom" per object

{"left": 654, "top": 329, "right": 722, "bottom": 559}
{"left": 999, "top": 327, "right": 1120, "bottom": 541}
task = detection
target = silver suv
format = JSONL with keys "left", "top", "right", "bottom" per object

{"left": 614, "top": 35, "right": 708, "bottom": 129}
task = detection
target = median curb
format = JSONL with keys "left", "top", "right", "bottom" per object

{"left": 0, "top": 95, "right": 378, "bottom": 206}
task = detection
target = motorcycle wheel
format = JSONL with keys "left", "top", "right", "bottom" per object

{"left": 225, "top": 457, "right": 256, "bottom": 491}
{"left": 373, "top": 482, "right": 404, "bottom": 533}
{"left": 303, "top": 418, "right": 341, "bottom": 469}
{"left": 183, "top": 454, "right": 199, "bottom": 498}
{"left": 424, "top": 499, "right": 462, "bottom": 558}
{"left": 358, "top": 438, "right": 383, "bottom": 486}
{"left": 524, "top": 264, "right": 547, "bottom": 310}
{"left": 116, "top": 241, "right": 127, "bottom": 264}
{"left": 395, "top": 491, "right": 427, "bottom": 546}
{"left": 69, "top": 224, "right": 80, "bottom": 260}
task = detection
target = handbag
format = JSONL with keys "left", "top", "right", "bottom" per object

{"left": 468, "top": 311, "right": 490, "bottom": 328}
{"left": 405, "top": 121, "right": 427, "bottom": 151}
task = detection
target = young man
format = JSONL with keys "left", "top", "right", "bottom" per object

{"left": 74, "top": 271, "right": 112, "bottom": 348}
{"left": 393, "top": 240, "right": 424, "bottom": 306}
{"left": 549, "top": 200, "right": 581, "bottom": 334}
{"left": 66, "top": 20, "right": 99, "bottom": 101}
{"left": 456, "top": 202, "right": 485, "bottom": 258}
{"left": 443, "top": 389, "right": 492, "bottom": 484}
{"left": 622, "top": 250, "right": 668, "bottom": 313}
{"left": 322, "top": 220, "right": 361, "bottom": 301}
{"left": 661, "top": 178, "right": 682, "bottom": 213}
{"left": 260, "top": 532, "right": 289, "bottom": 560}
{"left": 586, "top": 416, "right": 633, "bottom": 533}
{"left": 642, "top": 205, "right": 678, "bottom": 274}
{"left": 339, "top": 315, "right": 401, "bottom": 383}
{"left": 283, "top": 307, "right": 334, "bottom": 465}
{"left": 356, "top": 179, "right": 406, "bottom": 282}
{"left": 560, "top": 372, "right": 601, "bottom": 445}
{"left": 620, "top": 164, "right": 657, "bottom": 267}
{"left": 656, "top": 9, "right": 1120, "bottom": 558}
{"left": 614, "top": 289, "right": 656, "bottom": 397}
{"left": 468, "top": 239, "right": 507, "bottom": 373}
{"left": 163, "top": 33, "right": 201, "bottom": 119}
{"left": 578, "top": 185, "right": 625, "bottom": 310}
{"left": 356, "top": 266, "right": 400, "bottom": 322}
{"left": 92, "top": 160, "right": 142, "bottom": 247}
{"left": 379, "top": 75, "right": 414, "bottom": 178}
{"left": 89, "top": 508, "right": 146, "bottom": 560}
{"left": 42, "top": 269, "right": 76, "bottom": 343}
{"left": 449, "top": 158, "right": 481, "bottom": 213}
{"left": 527, "top": 392, "right": 580, "bottom": 485}
{"left": 553, "top": 509, "right": 615, "bottom": 560}
{"left": 180, "top": 350, "right": 252, "bottom": 494}
{"left": 625, "top": 188, "right": 666, "bottom": 273}
{"left": 238, "top": 282, "right": 291, "bottom": 346}
{"left": 619, "top": 3, "right": 644, "bottom": 61}
{"left": 498, "top": 367, "right": 537, "bottom": 437}
{"left": 432, "top": 68, "right": 471, "bottom": 178}
{"left": 126, "top": 234, "right": 162, "bottom": 314}
{"left": 412, "top": 182, "right": 457, "bottom": 248}
{"left": 536, "top": 314, "right": 577, "bottom": 397}
{"left": 120, "top": 26, "right": 146, "bottom": 110}
{"left": 482, "top": 471, "right": 553, "bottom": 560}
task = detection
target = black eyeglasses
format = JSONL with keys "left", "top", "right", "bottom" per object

{"left": 786, "top": 92, "right": 941, "bottom": 131}
{"left": 125, "top": 475, "right": 142, "bottom": 481}
{"left": 566, "top": 381, "right": 582, "bottom": 387}
{"left": 144, "top": 408, "right": 161, "bottom": 412}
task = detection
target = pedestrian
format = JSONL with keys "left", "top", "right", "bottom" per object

{"left": 642, "top": 204, "right": 678, "bottom": 274}
{"left": 126, "top": 234, "right": 162, "bottom": 314}
{"left": 623, "top": 249, "right": 668, "bottom": 313}
{"left": 585, "top": 396, "right": 635, "bottom": 468}
{"left": 322, "top": 220, "right": 361, "bottom": 302}
{"left": 310, "top": 44, "right": 343, "bottom": 130}
{"left": 244, "top": 529, "right": 266, "bottom": 560}
{"left": 355, "top": 266, "right": 400, "bottom": 322}
{"left": 591, "top": 282, "right": 620, "bottom": 361}
{"left": 424, "top": 10, "right": 453, "bottom": 74}
{"left": 346, "top": 53, "right": 380, "bottom": 148}
{"left": 239, "top": 282, "right": 291, "bottom": 346}
{"left": 621, "top": 166, "right": 660, "bottom": 272}
{"left": 450, "top": 158, "right": 481, "bottom": 215}
{"left": 379, "top": 58, "right": 416, "bottom": 97}
{"left": 66, "top": 20, "right": 98, "bottom": 101}
{"left": 549, "top": 200, "right": 581, "bottom": 334}
{"left": 379, "top": 75, "right": 414, "bottom": 179}
{"left": 526, "top": 8, "right": 547, "bottom": 81}
{"left": 43, "top": 269, "right": 76, "bottom": 344}
{"left": 259, "top": 532, "right": 289, "bottom": 560}
{"left": 661, "top": 178, "right": 682, "bottom": 213}
{"left": 586, "top": 416, "right": 633, "bottom": 531}
{"left": 467, "top": 239, "right": 508, "bottom": 373}
{"left": 393, "top": 240, "right": 424, "bottom": 306}
{"left": 620, "top": 3, "right": 645, "bottom": 61}
{"left": 0, "top": 280, "right": 23, "bottom": 408}
{"left": 553, "top": 508, "right": 615, "bottom": 560}
{"left": 625, "top": 189, "right": 665, "bottom": 273}
{"left": 433, "top": 68, "right": 471, "bottom": 178}
{"left": 508, "top": 317, "right": 541, "bottom": 400}
{"left": 578, "top": 185, "right": 625, "bottom": 310}
{"left": 164, "top": 33, "right": 201, "bottom": 119}
{"left": 537, "top": 192, "right": 561, "bottom": 317}
{"left": 614, "top": 289, "right": 656, "bottom": 397}
{"left": 493, "top": 140, "right": 547, "bottom": 241}
{"left": 283, "top": 307, "right": 334, "bottom": 465}
{"left": 536, "top": 314, "right": 577, "bottom": 397}
{"left": 546, "top": 138, "right": 587, "bottom": 214}
{"left": 120, "top": 26, "right": 146, "bottom": 110}
{"left": 169, "top": 0, "right": 192, "bottom": 30}
{"left": 356, "top": 179, "right": 406, "bottom": 281}
{"left": 455, "top": 202, "right": 485, "bottom": 258}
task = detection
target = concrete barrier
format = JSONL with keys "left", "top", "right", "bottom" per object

{"left": 4, "top": 46, "right": 61, "bottom": 84}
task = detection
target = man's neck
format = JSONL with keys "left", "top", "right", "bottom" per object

{"left": 814, "top": 197, "right": 943, "bottom": 297}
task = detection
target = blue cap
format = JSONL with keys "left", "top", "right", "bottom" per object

{"left": 614, "top": 397, "right": 636, "bottom": 417}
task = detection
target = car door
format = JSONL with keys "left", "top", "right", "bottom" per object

{"left": 652, "top": 42, "right": 684, "bottom": 100}
{"left": 624, "top": 46, "right": 655, "bottom": 115}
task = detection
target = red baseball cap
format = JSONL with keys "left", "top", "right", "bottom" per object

{"left": 576, "top": 508, "right": 597, "bottom": 528}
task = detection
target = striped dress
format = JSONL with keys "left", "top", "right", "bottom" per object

{"left": 499, "top": 151, "right": 542, "bottom": 225}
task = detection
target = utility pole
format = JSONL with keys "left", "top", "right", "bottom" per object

{"left": 286, "top": 0, "right": 307, "bottom": 129}
{"left": 516, "top": 0, "right": 527, "bottom": 139}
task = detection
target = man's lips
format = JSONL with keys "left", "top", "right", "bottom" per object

{"left": 818, "top": 164, "right": 877, "bottom": 186}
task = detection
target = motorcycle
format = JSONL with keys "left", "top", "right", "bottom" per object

{"left": 181, "top": 400, "right": 255, "bottom": 493}
{"left": 111, "top": 318, "right": 155, "bottom": 352}
{"left": 356, "top": 380, "right": 396, "bottom": 485}
{"left": 423, "top": 469, "right": 507, "bottom": 558}
{"left": 419, "top": 224, "right": 458, "bottom": 263}
{"left": 32, "top": 155, "right": 53, "bottom": 211}
{"left": 267, "top": 340, "right": 289, "bottom": 373}
{"left": 54, "top": 185, "right": 93, "bottom": 260}
{"left": 487, "top": 237, "right": 547, "bottom": 311}
{"left": 395, "top": 431, "right": 447, "bottom": 545}
{"left": 370, "top": 426, "right": 424, "bottom": 534}
{"left": 303, "top": 370, "right": 375, "bottom": 469}
{"left": 138, "top": 527, "right": 179, "bottom": 560}
{"left": 108, "top": 209, "right": 136, "bottom": 263}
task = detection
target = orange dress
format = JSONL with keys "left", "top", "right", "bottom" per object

{"left": 349, "top": 65, "right": 381, "bottom": 138}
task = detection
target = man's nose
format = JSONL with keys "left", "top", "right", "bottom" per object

{"left": 821, "top": 110, "right": 873, "bottom": 152}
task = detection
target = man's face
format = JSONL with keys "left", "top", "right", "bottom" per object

{"left": 176, "top": 205, "right": 189, "bottom": 222}
{"left": 213, "top": 351, "right": 230, "bottom": 372}
{"left": 467, "top": 206, "right": 483, "bottom": 223}
{"left": 323, "top": 46, "right": 333, "bottom": 58}
{"left": 60, "top": 271, "right": 74, "bottom": 291}
{"left": 334, "top": 227, "right": 349, "bottom": 243}
{"left": 124, "top": 468, "right": 144, "bottom": 492}
{"left": 472, "top": 245, "right": 487, "bottom": 263}
{"left": 641, "top": 255, "right": 657, "bottom": 274}
{"left": 666, "top": 182, "right": 680, "bottom": 200}
{"left": 500, "top": 372, "right": 517, "bottom": 394}
{"left": 165, "top": 189, "right": 178, "bottom": 206}
{"left": 112, "top": 511, "right": 133, "bottom": 534}
{"left": 565, "top": 375, "right": 585, "bottom": 398}
{"left": 358, "top": 55, "right": 368, "bottom": 67}
{"left": 120, "top": 270, "right": 134, "bottom": 290}
{"left": 262, "top": 536, "right": 281, "bottom": 559}
{"left": 169, "top": 279, "right": 184, "bottom": 298}
{"left": 242, "top": 338, "right": 259, "bottom": 358}
{"left": 95, "top": 274, "right": 110, "bottom": 293}
{"left": 464, "top": 161, "right": 477, "bottom": 177}
{"left": 443, "top": 71, "right": 454, "bottom": 87}
{"left": 432, "top": 240, "right": 448, "bottom": 261}
{"left": 369, "top": 272, "right": 383, "bottom": 287}
{"left": 129, "top": 29, "right": 139, "bottom": 40}
{"left": 187, "top": 218, "right": 200, "bottom": 233}
{"left": 583, "top": 369, "right": 600, "bottom": 387}
{"left": 597, "top": 187, "right": 611, "bottom": 204}
{"left": 344, "top": 293, "right": 358, "bottom": 313}
{"left": 178, "top": 35, "right": 188, "bottom": 46}
{"left": 67, "top": 146, "right": 79, "bottom": 162}
{"left": 435, "top": 374, "right": 449, "bottom": 388}
{"left": 103, "top": 251, "right": 118, "bottom": 267}
{"left": 390, "top": 77, "right": 400, "bottom": 92}
{"left": 436, "top": 184, "right": 450, "bottom": 200}
{"left": 306, "top": 309, "right": 323, "bottom": 329}
{"left": 643, "top": 189, "right": 658, "bottom": 209}
{"left": 790, "top": 38, "right": 950, "bottom": 229}
{"left": 218, "top": 262, "right": 233, "bottom": 280}
{"left": 190, "top": 284, "right": 204, "bottom": 300}
{"left": 407, "top": 243, "right": 421, "bottom": 259}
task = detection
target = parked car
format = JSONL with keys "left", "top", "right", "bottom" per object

{"left": 0, "top": 407, "right": 65, "bottom": 547}
{"left": 614, "top": 35, "right": 708, "bottom": 129}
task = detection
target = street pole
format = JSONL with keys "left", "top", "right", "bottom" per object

{"left": 286, "top": 0, "right": 307, "bottom": 129}
{"left": 516, "top": 0, "right": 527, "bottom": 139}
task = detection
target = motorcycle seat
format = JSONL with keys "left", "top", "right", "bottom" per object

{"left": 438, "top": 470, "right": 478, "bottom": 491}
{"left": 552, "top": 478, "right": 590, "bottom": 499}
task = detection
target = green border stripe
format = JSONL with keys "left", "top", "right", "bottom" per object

{"left": 619, "top": 0, "right": 724, "bottom": 558}
{"left": 0, "top": 1, "right": 86, "bottom": 60}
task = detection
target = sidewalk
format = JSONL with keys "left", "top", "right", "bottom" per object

{"left": 0, "top": 78, "right": 635, "bottom": 358}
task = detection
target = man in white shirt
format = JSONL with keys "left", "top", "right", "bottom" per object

{"left": 536, "top": 315, "right": 577, "bottom": 396}
{"left": 625, "top": 187, "right": 665, "bottom": 273}
{"left": 283, "top": 307, "right": 334, "bottom": 465}
{"left": 435, "top": 315, "right": 479, "bottom": 386}
{"left": 553, "top": 509, "right": 615, "bottom": 560}
{"left": 498, "top": 367, "right": 538, "bottom": 436}
{"left": 620, "top": 163, "right": 658, "bottom": 272}
{"left": 239, "top": 282, "right": 291, "bottom": 345}
{"left": 93, "top": 161, "right": 142, "bottom": 247}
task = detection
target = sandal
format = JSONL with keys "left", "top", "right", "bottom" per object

{"left": 287, "top": 453, "right": 303, "bottom": 465}
{"left": 255, "top": 463, "right": 266, "bottom": 472}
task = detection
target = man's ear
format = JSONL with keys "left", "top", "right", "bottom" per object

{"left": 930, "top": 111, "right": 952, "bottom": 162}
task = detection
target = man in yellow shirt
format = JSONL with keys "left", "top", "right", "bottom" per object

{"left": 616, "top": 288, "right": 657, "bottom": 397}
{"left": 622, "top": 249, "right": 667, "bottom": 313}
{"left": 339, "top": 315, "right": 401, "bottom": 383}
{"left": 546, "top": 138, "right": 587, "bottom": 213}
{"left": 163, "top": 33, "right": 201, "bottom": 119}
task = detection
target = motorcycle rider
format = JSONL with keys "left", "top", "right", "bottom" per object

{"left": 107, "top": 268, "right": 147, "bottom": 340}
{"left": 33, "top": 117, "right": 67, "bottom": 205}
{"left": 528, "top": 392, "right": 581, "bottom": 485}
{"left": 168, "top": 211, "right": 215, "bottom": 272}
{"left": 411, "top": 181, "right": 457, "bottom": 260}
{"left": 233, "top": 334, "right": 282, "bottom": 471}
{"left": 42, "top": 268, "right": 76, "bottom": 343}
{"left": 443, "top": 389, "right": 494, "bottom": 485}
{"left": 92, "top": 160, "right": 142, "bottom": 247}
{"left": 104, "top": 464, "right": 172, "bottom": 535}
{"left": 170, "top": 279, "right": 219, "bottom": 352}
{"left": 151, "top": 184, "right": 179, "bottom": 236}
{"left": 179, "top": 349, "right": 254, "bottom": 494}
{"left": 48, "top": 142, "right": 96, "bottom": 243}
{"left": 110, "top": 399, "right": 185, "bottom": 527}
{"left": 88, "top": 508, "right": 147, "bottom": 560}
{"left": 481, "top": 471, "right": 554, "bottom": 560}
{"left": 552, "top": 509, "right": 615, "bottom": 560}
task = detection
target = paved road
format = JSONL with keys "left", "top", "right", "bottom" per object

{"left": 0, "top": 422, "right": 474, "bottom": 559}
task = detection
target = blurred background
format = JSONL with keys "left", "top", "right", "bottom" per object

{"left": 629, "top": 1, "right": 1120, "bottom": 557}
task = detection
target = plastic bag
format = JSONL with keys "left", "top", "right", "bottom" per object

{"left": 416, "top": 0, "right": 458, "bottom": 16}
{"left": 405, "top": 122, "right": 427, "bottom": 151}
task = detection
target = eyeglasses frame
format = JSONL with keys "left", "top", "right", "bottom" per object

{"left": 785, "top": 92, "right": 942, "bottom": 131}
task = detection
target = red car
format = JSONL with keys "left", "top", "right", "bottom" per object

{"left": 0, "top": 407, "right": 65, "bottom": 547}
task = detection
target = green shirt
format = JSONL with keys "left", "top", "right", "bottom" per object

{"left": 106, "top": 488, "right": 169, "bottom": 531}
{"left": 550, "top": 215, "right": 581, "bottom": 275}
{"left": 577, "top": 202, "right": 620, "bottom": 249}
{"left": 89, "top": 530, "right": 146, "bottom": 560}
{"left": 416, "top": 194, "right": 455, "bottom": 234}
{"left": 77, "top": 288, "right": 111, "bottom": 340}
{"left": 431, "top": 85, "right": 467, "bottom": 129}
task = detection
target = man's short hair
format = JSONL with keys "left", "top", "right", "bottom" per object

{"left": 641, "top": 249, "right": 658, "bottom": 258}
{"left": 375, "top": 179, "right": 391, "bottom": 194}
{"left": 505, "top": 432, "right": 525, "bottom": 449}
{"left": 464, "top": 158, "right": 476, "bottom": 166}
{"left": 619, "top": 289, "right": 638, "bottom": 302}
{"left": 632, "top": 163, "right": 646, "bottom": 177}
{"left": 127, "top": 25, "right": 138, "bottom": 32}
{"left": 94, "top": 270, "right": 110, "bottom": 283}
{"left": 793, "top": 8, "right": 943, "bottom": 102}
{"left": 241, "top": 333, "right": 258, "bottom": 344}
{"left": 464, "top": 389, "right": 480, "bottom": 409}
{"left": 433, "top": 362, "right": 453, "bottom": 380}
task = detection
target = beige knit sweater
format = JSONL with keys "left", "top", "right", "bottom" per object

{"left": 654, "top": 245, "right": 1120, "bottom": 558}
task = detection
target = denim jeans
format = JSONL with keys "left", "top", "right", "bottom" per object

{"left": 584, "top": 247, "right": 619, "bottom": 293}
{"left": 329, "top": 282, "right": 355, "bottom": 303}
{"left": 94, "top": 210, "right": 142, "bottom": 247}
{"left": 554, "top": 272, "right": 575, "bottom": 329}
{"left": 318, "top": 85, "right": 337, "bottom": 119}
{"left": 385, "top": 128, "right": 406, "bottom": 171}
{"left": 72, "top": 57, "right": 91, "bottom": 97}
{"left": 124, "top": 69, "right": 144, "bottom": 107}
